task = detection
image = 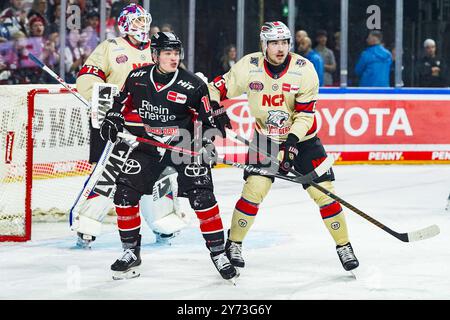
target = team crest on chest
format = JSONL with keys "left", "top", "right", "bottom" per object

{"left": 266, "top": 110, "right": 290, "bottom": 135}
{"left": 116, "top": 54, "right": 128, "bottom": 64}
{"left": 272, "top": 84, "right": 279, "bottom": 91}
{"left": 249, "top": 81, "right": 264, "bottom": 92}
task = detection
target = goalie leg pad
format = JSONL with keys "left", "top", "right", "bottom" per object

{"left": 75, "top": 215, "right": 104, "bottom": 238}
{"left": 140, "top": 193, "right": 187, "bottom": 235}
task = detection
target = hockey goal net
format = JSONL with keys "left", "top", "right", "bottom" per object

{"left": 0, "top": 85, "right": 92, "bottom": 242}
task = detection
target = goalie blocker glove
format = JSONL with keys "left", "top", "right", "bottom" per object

{"left": 100, "top": 110, "right": 124, "bottom": 142}
{"left": 211, "top": 100, "right": 232, "bottom": 138}
{"left": 278, "top": 134, "right": 299, "bottom": 174}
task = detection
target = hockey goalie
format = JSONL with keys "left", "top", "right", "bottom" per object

{"left": 71, "top": 3, "right": 187, "bottom": 248}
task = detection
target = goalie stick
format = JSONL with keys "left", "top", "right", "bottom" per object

{"left": 28, "top": 53, "right": 103, "bottom": 127}
{"left": 226, "top": 129, "right": 440, "bottom": 243}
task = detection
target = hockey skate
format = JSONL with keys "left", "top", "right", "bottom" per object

{"left": 111, "top": 244, "right": 142, "bottom": 280}
{"left": 336, "top": 242, "right": 359, "bottom": 271}
{"left": 225, "top": 239, "right": 245, "bottom": 268}
{"left": 210, "top": 251, "right": 240, "bottom": 284}
{"left": 76, "top": 232, "right": 96, "bottom": 249}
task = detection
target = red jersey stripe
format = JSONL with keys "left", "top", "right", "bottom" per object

{"left": 78, "top": 65, "right": 106, "bottom": 81}
{"left": 320, "top": 201, "right": 343, "bottom": 219}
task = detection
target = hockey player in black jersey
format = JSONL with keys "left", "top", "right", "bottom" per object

{"left": 100, "top": 32, "right": 236, "bottom": 281}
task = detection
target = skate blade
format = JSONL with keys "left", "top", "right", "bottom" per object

{"left": 349, "top": 270, "right": 357, "bottom": 280}
{"left": 227, "top": 269, "right": 240, "bottom": 286}
{"left": 112, "top": 267, "right": 141, "bottom": 280}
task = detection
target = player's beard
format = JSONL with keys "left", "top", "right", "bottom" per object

{"left": 268, "top": 51, "right": 288, "bottom": 66}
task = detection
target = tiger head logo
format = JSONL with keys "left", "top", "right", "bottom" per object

{"left": 266, "top": 110, "right": 289, "bottom": 128}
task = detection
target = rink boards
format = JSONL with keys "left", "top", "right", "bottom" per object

{"left": 216, "top": 88, "right": 450, "bottom": 164}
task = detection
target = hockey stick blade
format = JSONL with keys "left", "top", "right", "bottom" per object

{"left": 399, "top": 224, "right": 440, "bottom": 242}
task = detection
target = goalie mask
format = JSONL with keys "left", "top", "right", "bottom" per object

{"left": 150, "top": 32, "right": 184, "bottom": 60}
{"left": 118, "top": 4, "right": 152, "bottom": 43}
{"left": 260, "top": 21, "right": 292, "bottom": 60}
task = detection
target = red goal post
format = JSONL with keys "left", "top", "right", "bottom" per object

{"left": 0, "top": 85, "right": 92, "bottom": 242}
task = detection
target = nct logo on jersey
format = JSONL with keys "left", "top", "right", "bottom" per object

{"left": 262, "top": 94, "right": 285, "bottom": 107}
{"left": 167, "top": 91, "right": 187, "bottom": 104}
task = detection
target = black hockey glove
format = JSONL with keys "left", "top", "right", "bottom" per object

{"left": 197, "top": 138, "right": 218, "bottom": 168}
{"left": 99, "top": 110, "right": 124, "bottom": 143}
{"left": 278, "top": 134, "right": 299, "bottom": 175}
{"left": 211, "top": 100, "right": 232, "bottom": 138}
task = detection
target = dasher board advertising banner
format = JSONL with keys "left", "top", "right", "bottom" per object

{"left": 215, "top": 88, "right": 450, "bottom": 164}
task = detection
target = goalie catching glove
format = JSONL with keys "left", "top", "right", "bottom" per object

{"left": 100, "top": 110, "right": 124, "bottom": 142}
{"left": 278, "top": 134, "right": 299, "bottom": 174}
{"left": 211, "top": 100, "right": 232, "bottom": 138}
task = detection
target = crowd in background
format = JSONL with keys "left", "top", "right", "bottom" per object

{"left": 0, "top": 0, "right": 448, "bottom": 87}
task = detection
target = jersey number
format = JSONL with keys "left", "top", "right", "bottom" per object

{"left": 201, "top": 96, "right": 211, "bottom": 113}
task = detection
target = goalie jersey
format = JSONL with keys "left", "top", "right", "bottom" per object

{"left": 76, "top": 37, "right": 153, "bottom": 101}
{"left": 209, "top": 52, "right": 319, "bottom": 143}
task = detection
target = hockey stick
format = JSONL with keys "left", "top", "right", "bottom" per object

{"left": 27, "top": 53, "right": 101, "bottom": 126}
{"left": 226, "top": 129, "right": 440, "bottom": 243}
{"left": 28, "top": 53, "right": 90, "bottom": 107}
{"left": 117, "top": 132, "right": 319, "bottom": 184}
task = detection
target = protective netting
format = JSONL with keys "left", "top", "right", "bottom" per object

{"left": 0, "top": 85, "right": 92, "bottom": 241}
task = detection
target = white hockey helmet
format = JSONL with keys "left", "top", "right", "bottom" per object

{"left": 260, "top": 21, "right": 292, "bottom": 59}
{"left": 117, "top": 4, "right": 152, "bottom": 43}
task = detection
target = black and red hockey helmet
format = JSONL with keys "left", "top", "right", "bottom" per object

{"left": 150, "top": 32, "right": 184, "bottom": 59}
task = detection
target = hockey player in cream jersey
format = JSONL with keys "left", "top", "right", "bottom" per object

{"left": 208, "top": 21, "right": 359, "bottom": 272}
{"left": 74, "top": 4, "right": 185, "bottom": 248}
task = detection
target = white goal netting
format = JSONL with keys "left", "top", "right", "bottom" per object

{"left": 0, "top": 85, "right": 92, "bottom": 241}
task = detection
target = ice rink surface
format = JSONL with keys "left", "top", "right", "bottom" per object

{"left": 1, "top": 165, "right": 449, "bottom": 300}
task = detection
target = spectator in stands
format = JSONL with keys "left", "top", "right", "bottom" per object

{"left": 161, "top": 23, "right": 173, "bottom": 33}
{"left": 150, "top": 25, "right": 160, "bottom": 38}
{"left": 27, "top": 0, "right": 48, "bottom": 25}
{"left": 28, "top": 15, "right": 59, "bottom": 69}
{"left": 332, "top": 31, "right": 341, "bottom": 86}
{"left": 0, "top": 0, "right": 28, "bottom": 38}
{"left": 295, "top": 29, "right": 307, "bottom": 54}
{"left": 82, "top": 9, "right": 100, "bottom": 53}
{"left": 417, "top": 38, "right": 448, "bottom": 87}
{"left": 314, "top": 29, "right": 336, "bottom": 86}
{"left": 46, "top": 1, "right": 60, "bottom": 35}
{"left": 355, "top": 30, "right": 392, "bottom": 87}
{"left": 111, "top": 0, "right": 135, "bottom": 19}
{"left": 105, "top": 2, "right": 119, "bottom": 39}
{"left": 298, "top": 36, "right": 324, "bottom": 86}
{"left": 216, "top": 44, "right": 237, "bottom": 76}
{"left": 0, "top": 37, "right": 12, "bottom": 83}
{"left": 64, "top": 29, "right": 88, "bottom": 82}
